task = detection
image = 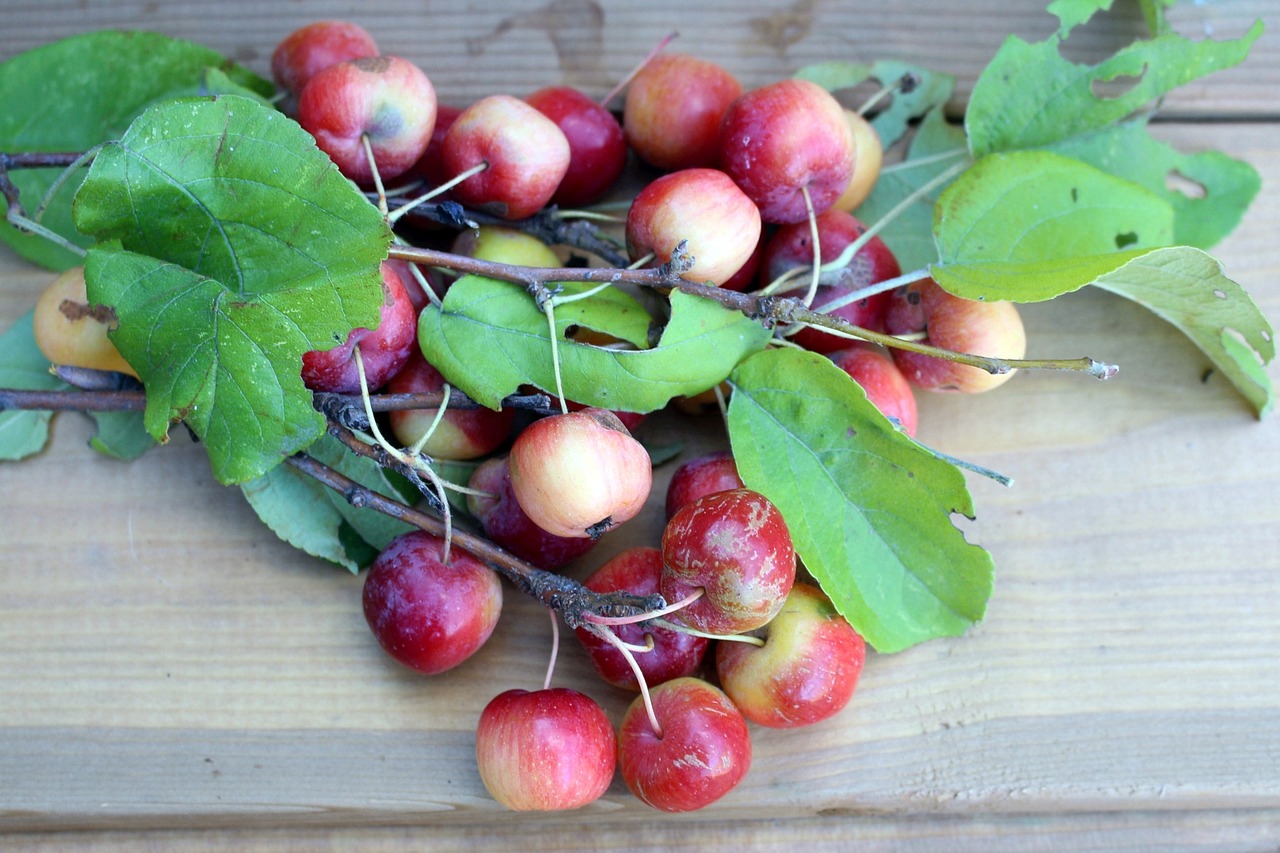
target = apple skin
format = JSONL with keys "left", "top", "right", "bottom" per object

{"left": 440, "top": 94, "right": 571, "bottom": 220}
{"left": 828, "top": 344, "right": 919, "bottom": 437}
{"left": 296, "top": 54, "right": 437, "bottom": 184}
{"left": 301, "top": 261, "right": 417, "bottom": 394}
{"left": 883, "top": 278, "right": 1027, "bottom": 393}
{"left": 467, "top": 456, "right": 597, "bottom": 571}
{"left": 526, "top": 85, "right": 628, "bottom": 207}
{"left": 573, "top": 547, "right": 710, "bottom": 690}
{"left": 664, "top": 451, "right": 744, "bottom": 521}
{"left": 661, "top": 488, "right": 796, "bottom": 635}
{"left": 623, "top": 54, "right": 742, "bottom": 171}
{"left": 271, "top": 20, "right": 379, "bottom": 96}
{"left": 362, "top": 530, "right": 502, "bottom": 675}
{"left": 617, "top": 677, "right": 752, "bottom": 812}
{"left": 385, "top": 350, "right": 515, "bottom": 460}
{"left": 625, "top": 168, "right": 762, "bottom": 286}
{"left": 406, "top": 102, "right": 464, "bottom": 187}
{"left": 33, "top": 265, "right": 136, "bottom": 377}
{"left": 452, "top": 225, "right": 562, "bottom": 268}
{"left": 831, "top": 109, "right": 883, "bottom": 214}
{"left": 475, "top": 687, "right": 616, "bottom": 811}
{"left": 507, "top": 408, "right": 652, "bottom": 539}
{"left": 716, "top": 582, "right": 867, "bottom": 728}
{"left": 719, "top": 78, "right": 855, "bottom": 224}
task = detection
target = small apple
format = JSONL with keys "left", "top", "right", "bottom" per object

{"left": 467, "top": 456, "right": 597, "bottom": 570}
{"left": 829, "top": 344, "right": 919, "bottom": 436}
{"left": 385, "top": 350, "right": 515, "bottom": 459}
{"left": 623, "top": 54, "right": 742, "bottom": 171}
{"left": 664, "top": 451, "right": 744, "bottom": 521}
{"left": 526, "top": 85, "right": 628, "bottom": 207}
{"left": 271, "top": 20, "right": 379, "bottom": 97}
{"left": 32, "top": 265, "right": 136, "bottom": 377}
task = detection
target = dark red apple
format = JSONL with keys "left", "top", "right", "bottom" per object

{"left": 526, "top": 85, "right": 628, "bottom": 207}
{"left": 664, "top": 451, "right": 743, "bottom": 521}
{"left": 466, "top": 457, "right": 597, "bottom": 570}
{"left": 271, "top": 20, "right": 379, "bottom": 97}
{"left": 828, "top": 344, "right": 919, "bottom": 436}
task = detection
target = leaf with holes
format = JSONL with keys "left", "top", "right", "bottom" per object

{"left": 793, "top": 60, "right": 954, "bottom": 151}
{"left": 73, "top": 96, "right": 392, "bottom": 484}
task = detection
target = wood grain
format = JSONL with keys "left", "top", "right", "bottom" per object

{"left": 1, "top": 1, "right": 1278, "bottom": 848}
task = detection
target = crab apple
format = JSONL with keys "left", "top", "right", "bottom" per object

{"left": 385, "top": 258, "right": 446, "bottom": 312}
{"left": 32, "top": 266, "right": 136, "bottom": 377}
{"left": 270, "top": 20, "right": 379, "bottom": 97}
{"left": 623, "top": 53, "right": 742, "bottom": 171}
{"left": 525, "top": 85, "right": 627, "bottom": 207}
{"left": 466, "top": 457, "right": 597, "bottom": 570}
{"left": 720, "top": 229, "right": 765, "bottom": 293}
{"left": 297, "top": 55, "right": 437, "bottom": 184}
{"left": 719, "top": 78, "right": 855, "bottom": 224}
{"left": 617, "top": 677, "right": 751, "bottom": 812}
{"left": 661, "top": 488, "right": 796, "bottom": 635}
{"left": 625, "top": 168, "right": 762, "bottom": 286}
{"left": 301, "top": 261, "right": 417, "bottom": 394}
{"left": 831, "top": 109, "right": 883, "bottom": 214}
{"left": 451, "top": 225, "right": 561, "bottom": 268}
{"left": 508, "top": 408, "right": 652, "bottom": 539}
{"left": 406, "top": 102, "right": 463, "bottom": 187}
{"left": 716, "top": 582, "right": 867, "bottom": 729}
{"left": 664, "top": 451, "right": 744, "bottom": 521}
{"left": 574, "top": 548, "right": 710, "bottom": 690}
{"left": 440, "top": 95, "right": 571, "bottom": 220}
{"left": 829, "top": 344, "right": 919, "bottom": 437}
{"left": 385, "top": 351, "right": 514, "bottom": 460}
{"left": 883, "top": 278, "right": 1027, "bottom": 393}
{"left": 362, "top": 530, "right": 502, "bottom": 675}
{"left": 475, "top": 687, "right": 616, "bottom": 811}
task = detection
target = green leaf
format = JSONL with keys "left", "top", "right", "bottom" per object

{"left": 934, "top": 151, "right": 1174, "bottom": 266}
{"left": 966, "top": 20, "right": 1262, "bottom": 157}
{"left": 727, "top": 348, "right": 994, "bottom": 653}
{"left": 0, "top": 31, "right": 272, "bottom": 270}
{"left": 87, "top": 410, "right": 155, "bottom": 460}
{"left": 546, "top": 282, "right": 654, "bottom": 350}
{"left": 1045, "top": 0, "right": 1115, "bottom": 37}
{"left": 0, "top": 311, "right": 61, "bottom": 460}
{"left": 794, "top": 60, "right": 954, "bottom": 150}
{"left": 308, "top": 435, "right": 416, "bottom": 551}
{"left": 418, "top": 276, "right": 771, "bottom": 412}
{"left": 74, "top": 96, "right": 392, "bottom": 484}
{"left": 1047, "top": 119, "right": 1260, "bottom": 249}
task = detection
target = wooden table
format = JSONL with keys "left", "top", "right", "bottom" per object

{"left": 2, "top": 1, "right": 1277, "bottom": 849}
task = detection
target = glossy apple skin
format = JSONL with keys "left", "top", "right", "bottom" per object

{"left": 661, "top": 488, "right": 796, "bottom": 635}
{"left": 440, "top": 95, "right": 571, "bottom": 220}
{"left": 883, "top": 278, "right": 1027, "bottom": 393}
{"left": 625, "top": 168, "right": 762, "bottom": 286}
{"left": 475, "top": 687, "right": 616, "bottom": 811}
{"left": 508, "top": 408, "right": 652, "bottom": 539}
{"left": 716, "top": 582, "right": 867, "bottom": 728}
{"left": 664, "top": 451, "right": 744, "bottom": 521}
{"left": 574, "top": 547, "right": 710, "bottom": 690}
{"left": 362, "top": 530, "right": 502, "bottom": 675}
{"left": 271, "top": 20, "right": 379, "bottom": 96}
{"left": 623, "top": 54, "right": 742, "bottom": 171}
{"left": 719, "top": 78, "right": 855, "bottom": 224}
{"left": 617, "top": 677, "right": 752, "bottom": 812}
{"left": 301, "top": 261, "right": 417, "bottom": 394}
{"left": 467, "top": 456, "right": 597, "bottom": 570}
{"left": 829, "top": 344, "right": 919, "bottom": 436}
{"left": 297, "top": 55, "right": 437, "bottom": 184}
{"left": 385, "top": 350, "right": 515, "bottom": 460}
{"left": 33, "top": 265, "right": 137, "bottom": 377}
{"left": 526, "top": 85, "right": 627, "bottom": 207}
{"left": 831, "top": 109, "right": 883, "bottom": 214}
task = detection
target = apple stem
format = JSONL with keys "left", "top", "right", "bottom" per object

{"left": 589, "top": 624, "right": 664, "bottom": 738}
{"left": 856, "top": 72, "right": 921, "bottom": 117}
{"left": 32, "top": 144, "right": 102, "bottom": 225}
{"left": 913, "top": 439, "right": 1014, "bottom": 486}
{"left": 598, "top": 29, "right": 679, "bottom": 108}
{"left": 779, "top": 268, "right": 934, "bottom": 336}
{"left": 394, "top": 237, "right": 444, "bottom": 308}
{"left": 879, "top": 147, "right": 969, "bottom": 175}
{"left": 407, "top": 382, "right": 452, "bottom": 457}
{"left": 551, "top": 281, "right": 616, "bottom": 307}
{"left": 387, "top": 160, "right": 489, "bottom": 226}
{"left": 543, "top": 607, "right": 560, "bottom": 691}
{"left": 799, "top": 185, "right": 822, "bottom": 309}
{"left": 361, "top": 135, "right": 390, "bottom": 220}
{"left": 0, "top": 149, "right": 94, "bottom": 258}
{"left": 650, "top": 618, "right": 766, "bottom": 647}
{"left": 582, "top": 587, "right": 703, "bottom": 626}
{"left": 535, "top": 291, "right": 571, "bottom": 415}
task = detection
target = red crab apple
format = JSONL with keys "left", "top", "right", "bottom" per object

{"left": 271, "top": 20, "right": 379, "bottom": 97}
{"left": 883, "top": 278, "right": 1027, "bottom": 393}
{"left": 296, "top": 54, "right": 437, "bottom": 184}
{"left": 440, "top": 94, "right": 571, "bottom": 220}
{"left": 475, "top": 687, "right": 616, "bottom": 811}
{"left": 829, "top": 344, "right": 919, "bottom": 436}
{"left": 301, "top": 261, "right": 417, "bottom": 394}
{"left": 623, "top": 53, "right": 743, "bottom": 171}
{"left": 574, "top": 547, "right": 710, "bottom": 690}
{"left": 466, "top": 456, "right": 597, "bottom": 570}
{"left": 716, "top": 582, "right": 867, "bottom": 728}
{"left": 507, "top": 408, "right": 652, "bottom": 539}
{"left": 626, "top": 168, "right": 762, "bottom": 286}
{"left": 362, "top": 530, "right": 502, "bottom": 675}
{"left": 617, "top": 677, "right": 752, "bottom": 812}
{"left": 525, "top": 85, "right": 628, "bottom": 207}
{"left": 406, "top": 102, "right": 464, "bottom": 187}
{"left": 719, "top": 78, "right": 855, "bottom": 224}
{"left": 661, "top": 488, "right": 796, "bottom": 635}
{"left": 385, "top": 350, "right": 515, "bottom": 460}
{"left": 664, "top": 451, "right": 744, "bottom": 521}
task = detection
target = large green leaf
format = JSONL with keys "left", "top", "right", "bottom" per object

{"left": 73, "top": 96, "right": 392, "bottom": 484}
{"left": 418, "top": 276, "right": 772, "bottom": 412}
{"left": 0, "top": 312, "right": 61, "bottom": 460}
{"left": 727, "top": 348, "right": 994, "bottom": 653}
{"left": 0, "top": 31, "right": 272, "bottom": 270}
